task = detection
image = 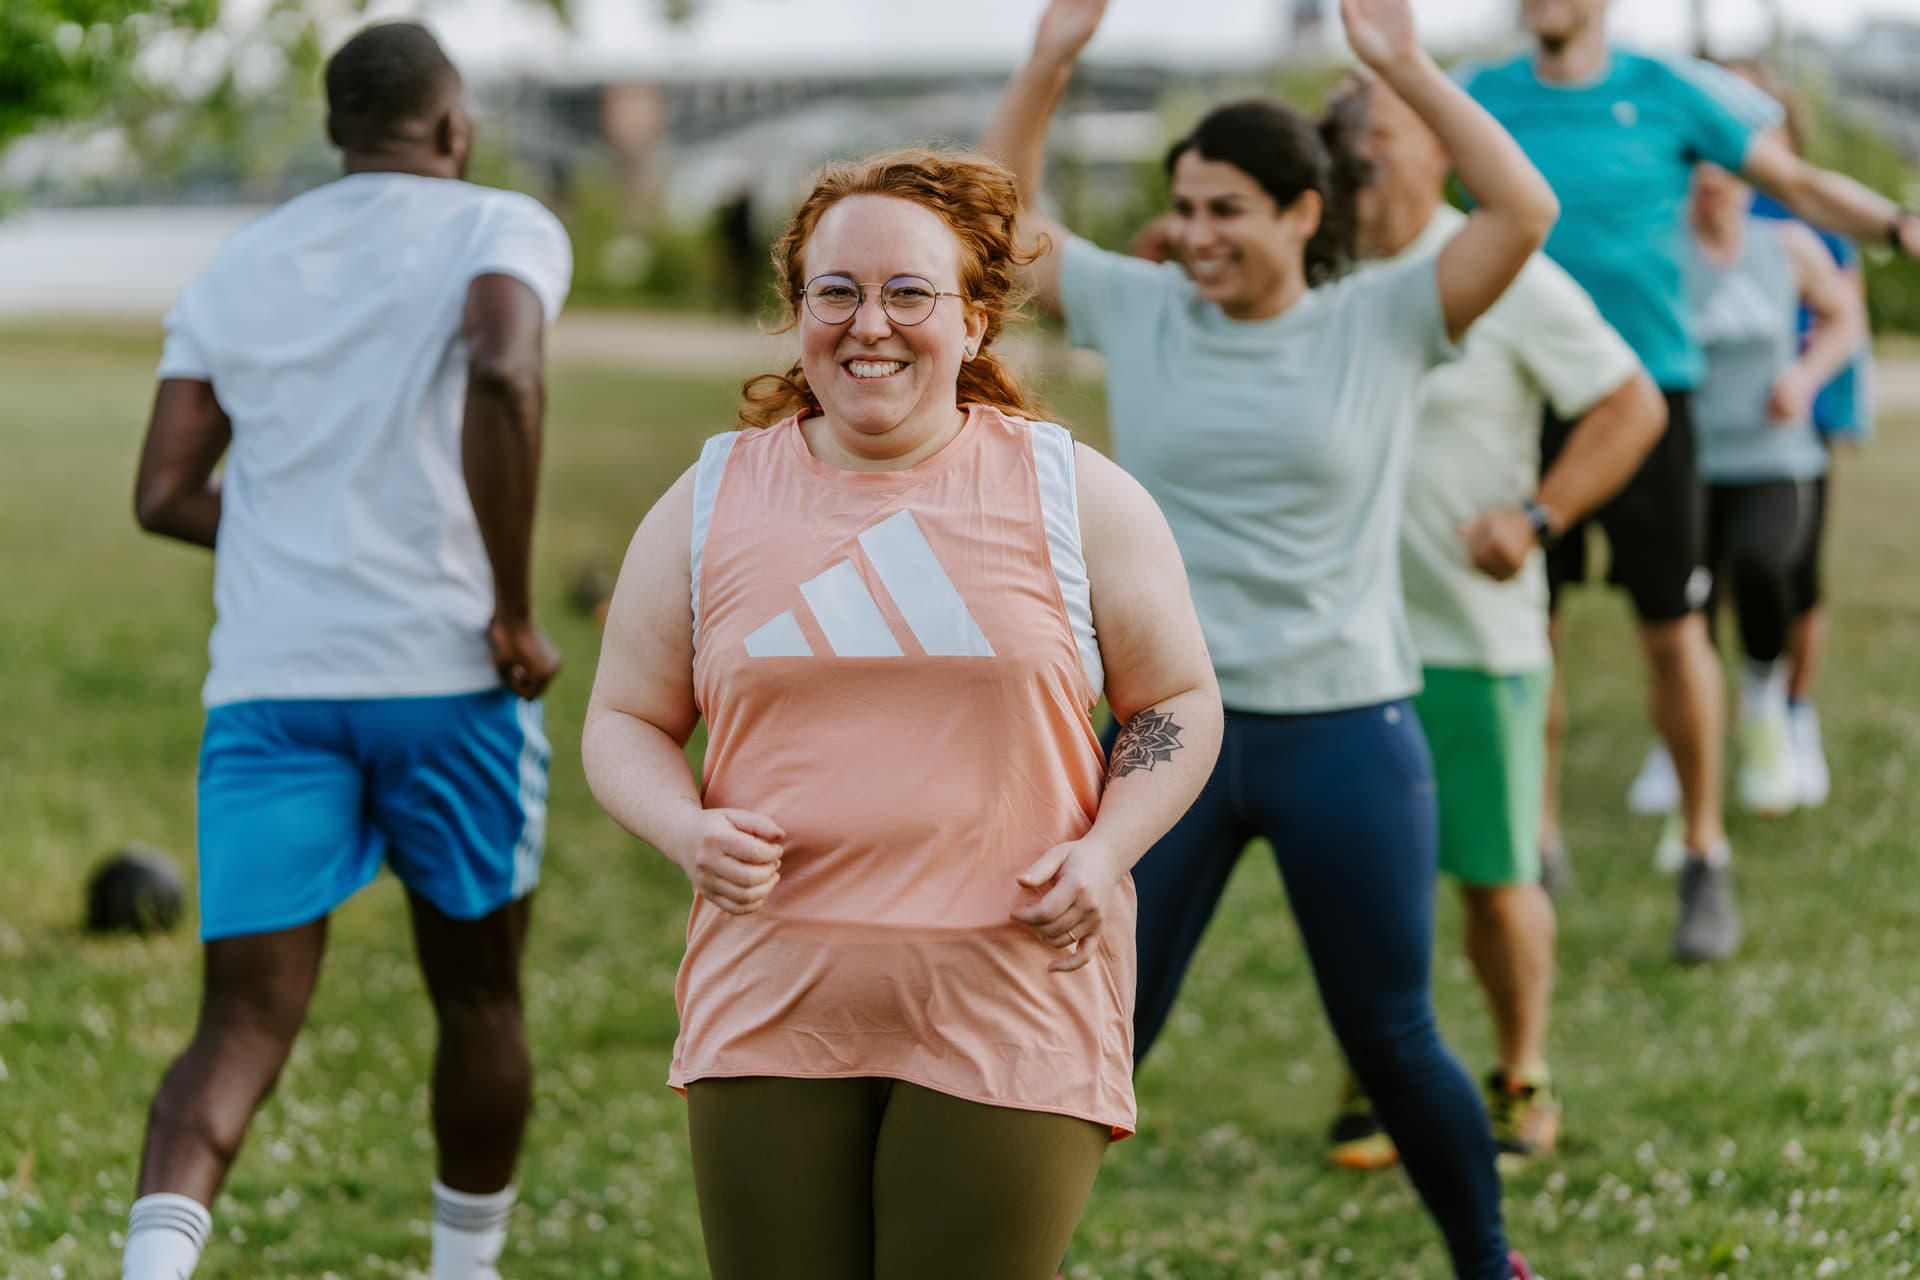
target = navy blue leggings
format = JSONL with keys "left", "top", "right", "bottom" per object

{"left": 1125, "top": 701, "right": 1510, "bottom": 1280}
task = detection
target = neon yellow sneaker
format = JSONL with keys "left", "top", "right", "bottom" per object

{"left": 1488, "top": 1067, "right": 1561, "bottom": 1169}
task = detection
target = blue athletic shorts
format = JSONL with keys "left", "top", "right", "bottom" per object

{"left": 195, "top": 690, "right": 550, "bottom": 941}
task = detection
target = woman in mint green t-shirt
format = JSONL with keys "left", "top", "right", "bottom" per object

{"left": 985, "top": 2, "right": 1560, "bottom": 1278}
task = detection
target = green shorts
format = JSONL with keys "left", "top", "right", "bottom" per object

{"left": 1413, "top": 665, "right": 1550, "bottom": 889}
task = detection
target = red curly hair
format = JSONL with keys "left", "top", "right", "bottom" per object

{"left": 739, "top": 147, "right": 1048, "bottom": 429}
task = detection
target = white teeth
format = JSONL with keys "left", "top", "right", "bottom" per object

{"left": 847, "top": 361, "right": 906, "bottom": 379}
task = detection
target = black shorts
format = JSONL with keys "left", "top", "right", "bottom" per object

{"left": 1543, "top": 389, "right": 1709, "bottom": 623}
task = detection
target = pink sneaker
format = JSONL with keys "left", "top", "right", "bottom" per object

{"left": 1509, "top": 1251, "right": 1540, "bottom": 1279}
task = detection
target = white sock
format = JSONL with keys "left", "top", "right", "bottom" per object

{"left": 1741, "top": 659, "right": 1787, "bottom": 722}
{"left": 431, "top": 1180, "right": 515, "bottom": 1280}
{"left": 122, "top": 1193, "right": 211, "bottom": 1280}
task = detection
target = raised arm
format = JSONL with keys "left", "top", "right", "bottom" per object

{"left": 581, "top": 467, "right": 787, "bottom": 917}
{"left": 1010, "top": 443, "right": 1222, "bottom": 972}
{"left": 1341, "top": 0, "right": 1558, "bottom": 342}
{"left": 1743, "top": 133, "right": 1920, "bottom": 260}
{"left": 134, "top": 379, "right": 231, "bottom": 550}
{"left": 1771, "top": 222, "right": 1869, "bottom": 425}
{"left": 462, "top": 272, "right": 560, "bottom": 699}
{"left": 979, "top": 0, "right": 1109, "bottom": 317}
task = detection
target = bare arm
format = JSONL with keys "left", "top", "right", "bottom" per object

{"left": 979, "top": 0, "right": 1109, "bottom": 316}
{"left": 1458, "top": 373, "right": 1666, "bottom": 583}
{"left": 1010, "top": 443, "right": 1222, "bottom": 972}
{"left": 462, "top": 272, "right": 560, "bottom": 698}
{"left": 1536, "top": 373, "right": 1668, "bottom": 530}
{"left": 1743, "top": 133, "right": 1920, "bottom": 258}
{"left": 581, "top": 467, "right": 788, "bottom": 916}
{"left": 1341, "top": 0, "right": 1559, "bottom": 342}
{"left": 1771, "top": 222, "right": 1868, "bottom": 424}
{"left": 133, "top": 379, "right": 231, "bottom": 550}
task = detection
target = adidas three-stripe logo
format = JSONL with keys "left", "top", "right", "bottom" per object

{"left": 744, "top": 509, "right": 995, "bottom": 659}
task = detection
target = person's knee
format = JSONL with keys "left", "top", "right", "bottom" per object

{"left": 1461, "top": 883, "right": 1554, "bottom": 936}
{"left": 1638, "top": 613, "right": 1705, "bottom": 671}
{"left": 1729, "top": 547, "right": 1785, "bottom": 599}
{"left": 198, "top": 967, "right": 312, "bottom": 1056}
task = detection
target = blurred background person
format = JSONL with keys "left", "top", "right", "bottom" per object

{"left": 121, "top": 23, "right": 571, "bottom": 1280}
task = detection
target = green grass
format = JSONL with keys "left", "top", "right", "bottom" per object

{"left": 4, "top": 322, "right": 1919, "bottom": 1279}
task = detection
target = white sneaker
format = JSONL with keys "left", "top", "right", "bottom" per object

{"left": 1790, "top": 703, "right": 1831, "bottom": 808}
{"left": 1627, "top": 741, "right": 1681, "bottom": 815}
{"left": 1737, "top": 704, "right": 1798, "bottom": 817}
{"left": 1653, "top": 813, "right": 1687, "bottom": 874}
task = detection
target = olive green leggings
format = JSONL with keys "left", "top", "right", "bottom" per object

{"left": 686, "top": 1076, "right": 1110, "bottom": 1280}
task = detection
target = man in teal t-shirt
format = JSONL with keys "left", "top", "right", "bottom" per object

{"left": 1461, "top": 0, "right": 1920, "bottom": 965}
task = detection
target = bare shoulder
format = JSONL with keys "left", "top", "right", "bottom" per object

{"left": 635, "top": 460, "right": 700, "bottom": 554}
{"left": 1070, "top": 439, "right": 1170, "bottom": 550}
{"left": 1071, "top": 439, "right": 1149, "bottom": 506}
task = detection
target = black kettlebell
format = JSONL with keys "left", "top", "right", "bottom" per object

{"left": 85, "top": 844, "right": 187, "bottom": 935}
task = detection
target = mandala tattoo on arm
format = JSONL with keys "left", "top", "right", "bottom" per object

{"left": 1108, "top": 709, "right": 1186, "bottom": 780}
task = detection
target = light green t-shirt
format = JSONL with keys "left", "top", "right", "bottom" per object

{"left": 1060, "top": 236, "right": 1456, "bottom": 713}
{"left": 1382, "top": 207, "right": 1641, "bottom": 675}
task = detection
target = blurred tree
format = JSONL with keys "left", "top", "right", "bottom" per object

{"left": 1798, "top": 79, "right": 1920, "bottom": 333}
{"left": 0, "top": 0, "right": 219, "bottom": 151}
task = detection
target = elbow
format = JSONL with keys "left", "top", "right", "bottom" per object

{"left": 1520, "top": 187, "right": 1561, "bottom": 251}
{"left": 466, "top": 347, "right": 543, "bottom": 404}
{"left": 134, "top": 484, "right": 174, "bottom": 534}
{"left": 1631, "top": 373, "right": 1669, "bottom": 447}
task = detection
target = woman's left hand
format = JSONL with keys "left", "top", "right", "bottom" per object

{"left": 1011, "top": 837, "right": 1127, "bottom": 973}
{"left": 1340, "top": 0, "right": 1421, "bottom": 71}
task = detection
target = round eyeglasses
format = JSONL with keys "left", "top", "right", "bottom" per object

{"left": 801, "top": 274, "right": 963, "bottom": 327}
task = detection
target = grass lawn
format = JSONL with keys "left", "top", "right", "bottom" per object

{"left": 3, "top": 322, "right": 1918, "bottom": 1279}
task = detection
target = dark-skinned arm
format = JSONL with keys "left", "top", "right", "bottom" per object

{"left": 1459, "top": 371, "right": 1666, "bottom": 581}
{"left": 462, "top": 272, "right": 561, "bottom": 700}
{"left": 133, "top": 379, "right": 231, "bottom": 550}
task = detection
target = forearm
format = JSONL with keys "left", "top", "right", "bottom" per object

{"left": 1774, "top": 166, "right": 1902, "bottom": 245}
{"left": 1376, "top": 53, "right": 1556, "bottom": 232}
{"left": 1535, "top": 377, "right": 1666, "bottom": 528}
{"left": 136, "top": 486, "right": 221, "bottom": 549}
{"left": 462, "top": 374, "right": 543, "bottom": 620}
{"left": 1795, "top": 306, "right": 1866, "bottom": 393}
{"left": 1086, "top": 688, "right": 1223, "bottom": 872}
{"left": 981, "top": 50, "right": 1073, "bottom": 201}
{"left": 581, "top": 708, "right": 703, "bottom": 867}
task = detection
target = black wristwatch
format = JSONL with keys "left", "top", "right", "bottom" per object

{"left": 1521, "top": 498, "right": 1561, "bottom": 552}
{"left": 1890, "top": 208, "right": 1919, "bottom": 258}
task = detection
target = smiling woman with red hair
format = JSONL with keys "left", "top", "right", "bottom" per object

{"left": 581, "top": 145, "right": 1222, "bottom": 1280}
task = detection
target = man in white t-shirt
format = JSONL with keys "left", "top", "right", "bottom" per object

{"left": 122, "top": 23, "right": 571, "bottom": 1280}
{"left": 1327, "top": 73, "right": 1665, "bottom": 1171}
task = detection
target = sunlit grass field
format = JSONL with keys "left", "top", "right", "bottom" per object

{"left": 3, "top": 322, "right": 1918, "bottom": 1278}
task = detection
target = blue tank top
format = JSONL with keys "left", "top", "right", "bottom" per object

{"left": 1687, "top": 218, "right": 1828, "bottom": 483}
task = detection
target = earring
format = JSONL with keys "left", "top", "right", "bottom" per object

{"left": 965, "top": 345, "right": 977, "bottom": 358}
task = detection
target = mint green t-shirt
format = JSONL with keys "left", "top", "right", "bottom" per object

{"left": 1060, "top": 237, "right": 1456, "bottom": 714}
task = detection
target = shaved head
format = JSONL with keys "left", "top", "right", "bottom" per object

{"left": 324, "top": 22, "right": 461, "bottom": 154}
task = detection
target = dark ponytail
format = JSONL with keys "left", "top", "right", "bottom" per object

{"left": 1165, "top": 96, "right": 1367, "bottom": 287}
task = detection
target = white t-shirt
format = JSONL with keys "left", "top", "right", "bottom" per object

{"left": 157, "top": 173, "right": 573, "bottom": 707}
{"left": 1061, "top": 236, "right": 1456, "bottom": 714}
{"left": 1384, "top": 206, "right": 1640, "bottom": 675}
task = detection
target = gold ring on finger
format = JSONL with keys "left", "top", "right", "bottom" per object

{"left": 1067, "top": 928, "right": 1079, "bottom": 944}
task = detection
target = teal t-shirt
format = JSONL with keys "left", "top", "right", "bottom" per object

{"left": 1461, "top": 50, "right": 1780, "bottom": 391}
{"left": 1060, "top": 237, "right": 1456, "bottom": 714}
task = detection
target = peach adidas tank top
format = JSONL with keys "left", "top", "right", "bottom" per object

{"left": 669, "top": 405, "right": 1136, "bottom": 1136}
